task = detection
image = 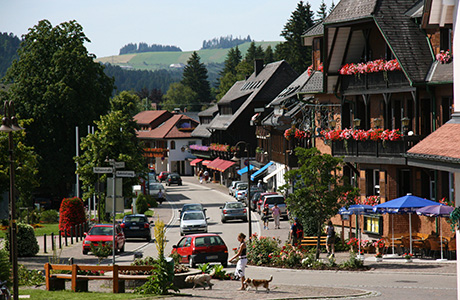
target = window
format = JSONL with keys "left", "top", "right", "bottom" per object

{"left": 440, "top": 28, "right": 452, "bottom": 51}
{"left": 170, "top": 141, "right": 176, "bottom": 150}
{"left": 363, "top": 216, "right": 382, "bottom": 235}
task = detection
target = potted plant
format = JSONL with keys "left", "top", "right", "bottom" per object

{"left": 374, "top": 253, "right": 383, "bottom": 262}
{"left": 403, "top": 253, "right": 413, "bottom": 262}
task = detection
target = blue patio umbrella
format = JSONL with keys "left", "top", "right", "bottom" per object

{"left": 339, "top": 204, "right": 375, "bottom": 254}
{"left": 373, "top": 194, "right": 441, "bottom": 254}
{"left": 416, "top": 204, "right": 453, "bottom": 260}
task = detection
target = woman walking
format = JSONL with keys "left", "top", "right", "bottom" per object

{"left": 262, "top": 204, "right": 270, "bottom": 230}
{"left": 272, "top": 203, "right": 281, "bottom": 229}
{"left": 229, "top": 233, "right": 247, "bottom": 290}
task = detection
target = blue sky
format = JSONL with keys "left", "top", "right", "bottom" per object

{"left": 0, "top": 0, "right": 330, "bottom": 58}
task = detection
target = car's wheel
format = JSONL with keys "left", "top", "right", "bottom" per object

{"left": 146, "top": 235, "right": 151, "bottom": 242}
{"left": 179, "top": 182, "right": 182, "bottom": 186}
{"left": 82, "top": 249, "right": 88, "bottom": 255}
{"left": 189, "top": 256, "right": 196, "bottom": 268}
{"left": 221, "top": 218, "right": 227, "bottom": 223}
{"left": 221, "top": 261, "right": 228, "bottom": 268}
{"left": 242, "top": 218, "right": 248, "bottom": 222}
{"left": 180, "top": 232, "right": 184, "bottom": 236}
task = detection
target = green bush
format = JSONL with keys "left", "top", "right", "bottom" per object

{"left": 18, "top": 264, "right": 44, "bottom": 286}
{"left": 136, "top": 194, "right": 150, "bottom": 214}
{"left": 59, "top": 197, "right": 86, "bottom": 235}
{"left": 135, "top": 258, "right": 178, "bottom": 295}
{"left": 6, "top": 223, "right": 39, "bottom": 257}
{"left": 247, "top": 234, "right": 281, "bottom": 266}
{"left": 40, "top": 210, "right": 59, "bottom": 223}
{"left": 0, "top": 245, "right": 11, "bottom": 286}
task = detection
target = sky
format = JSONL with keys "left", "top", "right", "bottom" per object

{"left": 0, "top": 0, "right": 328, "bottom": 58}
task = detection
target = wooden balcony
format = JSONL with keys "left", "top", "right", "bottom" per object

{"left": 143, "top": 148, "right": 168, "bottom": 158}
{"left": 331, "top": 136, "right": 422, "bottom": 164}
{"left": 340, "top": 71, "right": 408, "bottom": 92}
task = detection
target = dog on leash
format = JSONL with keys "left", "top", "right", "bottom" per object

{"left": 185, "top": 269, "right": 215, "bottom": 289}
{"left": 244, "top": 275, "right": 273, "bottom": 292}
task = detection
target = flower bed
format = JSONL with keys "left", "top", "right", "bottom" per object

{"left": 321, "top": 128, "right": 402, "bottom": 142}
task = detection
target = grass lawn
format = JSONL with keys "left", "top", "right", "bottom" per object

{"left": 0, "top": 223, "right": 60, "bottom": 239}
{"left": 19, "top": 289, "right": 165, "bottom": 300}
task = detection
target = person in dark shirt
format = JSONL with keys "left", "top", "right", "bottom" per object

{"left": 290, "top": 218, "right": 303, "bottom": 246}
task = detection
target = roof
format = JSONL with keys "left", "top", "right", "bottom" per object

{"left": 218, "top": 81, "right": 253, "bottom": 105}
{"left": 425, "top": 60, "right": 453, "bottom": 83}
{"left": 134, "top": 110, "right": 170, "bottom": 125}
{"left": 302, "top": 22, "right": 324, "bottom": 45}
{"left": 137, "top": 114, "right": 198, "bottom": 139}
{"left": 324, "top": 0, "right": 377, "bottom": 24}
{"left": 373, "top": 0, "right": 433, "bottom": 83}
{"left": 267, "top": 70, "right": 310, "bottom": 107}
{"left": 198, "top": 105, "right": 218, "bottom": 117}
{"left": 191, "top": 123, "right": 212, "bottom": 138}
{"left": 298, "top": 71, "right": 324, "bottom": 94}
{"left": 405, "top": 0, "right": 424, "bottom": 18}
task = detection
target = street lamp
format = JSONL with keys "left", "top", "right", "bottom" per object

{"left": 0, "top": 100, "right": 23, "bottom": 300}
{"left": 231, "top": 141, "right": 252, "bottom": 238}
{"left": 401, "top": 117, "right": 410, "bottom": 135}
{"left": 353, "top": 118, "right": 361, "bottom": 129}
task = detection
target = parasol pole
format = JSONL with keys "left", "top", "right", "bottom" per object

{"left": 392, "top": 214, "right": 395, "bottom": 255}
{"left": 438, "top": 215, "right": 446, "bottom": 261}
{"left": 409, "top": 213, "right": 413, "bottom": 254}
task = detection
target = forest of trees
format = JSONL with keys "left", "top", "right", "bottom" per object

{"left": 201, "top": 35, "right": 252, "bottom": 50}
{"left": 102, "top": 63, "right": 182, "bottom": 95}
{"left": 0, "top": 32, "right": 21, "bottom": 78}
{"left": 119, "top": 42, "right": 182, "bottom": 55}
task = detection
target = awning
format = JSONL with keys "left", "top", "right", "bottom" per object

{"left": 202, "top": 160, "right": 212, "bottom": 166}
{"left": 250, "top": 162, "right": 273, "bottom": 181}
{"left": 207, "top": 158, "right": 223, "bottom": 170}
{"left": 190, "top": 158, "right": 203, "bottom": 166}
{"left": 263, "top": 165, "right": 285, "bottom": 183}
{"left": 216, "top": 160, "right": 235, "bottom": 172}
{"left": 237, "top": 165, "right": 255, "bottom": 176}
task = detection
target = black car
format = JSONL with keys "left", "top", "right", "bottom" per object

{"left": 120, "top": 214, "right": 153, "bottom": 241}
{"left": 166, "top": 173, "right": 182, "bottom": 186}
{"left": 249, "top": 191, "right": 262, "bottom": 211}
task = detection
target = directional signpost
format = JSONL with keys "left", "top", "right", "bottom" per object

{"left": 93, "top": 167, "right": 113, "bottom": 174}
{"left": 116, "top": 170, "right": 135, "bottom": 178}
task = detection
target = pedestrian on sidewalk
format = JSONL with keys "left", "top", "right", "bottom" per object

{"left": 290, "top": 217, "right": 303, "bottom": 246}
{"left": 262, "top": 204, "right": 270, "bottom": 230}
{"left": 198, "top": 170, "right": 204, "bottom": 184}
{"left": 325, "top": 220, "right": 335, "bottom": 258}
{"left": 229, "top": 232, "right": 247, "bottom": 291}
{"left": 272, "top": 203, "right": 281, "bottom": 229}
{"left": 204, "top": 170, "right": 209, "bottom": 183}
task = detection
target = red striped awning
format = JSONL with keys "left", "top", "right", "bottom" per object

{"left": 202, "top": 160, "right": 212, "bottom": 166}
{"left": 190, "top": 158, "right": 203, "bottom": 166}
{"left": 207, "top": 158, "right": 223, "bottom": 170}
{"left": 216, "top": 160, "right": 235, "bottom": 172}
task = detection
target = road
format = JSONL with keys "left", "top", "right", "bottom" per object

{"left": 22, "top": 177, "right": 458, "bottom": 299}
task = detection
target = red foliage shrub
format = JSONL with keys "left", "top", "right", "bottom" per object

{"left": 59, "top": 197, "right": 86, "bottom": 235}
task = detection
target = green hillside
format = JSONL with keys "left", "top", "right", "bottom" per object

{"left": 96, "top": 41, "right": 280, "bottom": 71}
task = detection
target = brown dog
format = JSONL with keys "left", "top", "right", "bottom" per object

{"left": 185, "top": 269, "right": 215, "bottom": 289}
{"left": 244, "top": 275, "right": 273, "bottom": 292}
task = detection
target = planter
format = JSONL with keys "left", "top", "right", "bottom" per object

{"left": 357, "top": 254, "right": 365, "bottom": 260}
{"left": 375, "top": 257, "right": 383, "bottom": 262}
{"left": 405, "top": 259, "right": 412, "bottom": 263}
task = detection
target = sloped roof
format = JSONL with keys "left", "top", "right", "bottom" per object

{"left": 303, "top": 22, "right": 324, "bottom": 37}
{"left": 426, "top": 61, "right": 453, "bottom": 83}
{"left": 198, "top": 105, "right": 218, "bottom": 117}
{"left": 405, "top": 0, "right": 424, "bottom": 18}
{"left": 373, "top": 0, "right": 433, "bottom": 83}
{"left": 298, "top": 71, "right": 324, "bottom": 94}
{"left": 137, "top": 114, "right": 198, "bottom": 139}
{"left": 190, "top": 124, "right": 212, "bottom": 138}
{"left": 267, "top": 70, "right": 310, "bottom": 107}
{"left": 324, "top": 0, "right": 377, "bottom": 24}
{"left": 134, "top": 110, "right": 170, "bottom": 125}
{"left": 218, "top": 81, "right": 253, "bottom": 105}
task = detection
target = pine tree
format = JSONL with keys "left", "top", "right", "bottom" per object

{"left": 276, "top": 1, "right": 315, "bottom": 73}
{"left": 264, "top": 45, "right": 275, "bottom": 63}
{"left": 329, "top": 0, "right": 336, "bottom": 15}
{"left": 181, "top": 51, "right": 211, "bottom": 108}
{"left": 317, "top": 0, "right": 328, "bottom": 21}
{"left": 221, "top": 46, "right": 242, "bottom": 76}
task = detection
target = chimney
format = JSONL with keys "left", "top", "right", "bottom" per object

{"left": 254, "top": 59, "right": 264, "bottom": 76}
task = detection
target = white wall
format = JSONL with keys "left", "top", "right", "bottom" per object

{"left": 168, "top": 139, "right": 201, "bottom": 175}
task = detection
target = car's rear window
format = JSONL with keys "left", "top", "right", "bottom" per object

{"left": 183, "top": 212, "right": 204, "bottom": 220}
{"left": 183, "top": 205, "right": 202, "bottom": 211}
{"left": 89, "top": 226, "right": 112, "bottom": 235}
{"left": 236, "top": 184, "right": 248, "bottom": 190}
{"left": 124, "top": 216, "right": 147, "bottom": 223}
{"left": 265, "top": 196, "right": 285, "bottom": 205}
{"left": 226, "top": 202, "right": 244, "bottom": 209}
{"left": 194, "top": 236, "right": 225, "bottom": 247}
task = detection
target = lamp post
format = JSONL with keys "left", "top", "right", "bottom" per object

{"left": 401, "top": 117, "right": 410, "bottom": 135}
{"left": 232, "top": 141, "right": 252, "bottom": 238}
{"left": 0, "top": 101, "right": 23, "bottom": 300}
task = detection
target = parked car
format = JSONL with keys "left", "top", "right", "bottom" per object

{"left": 158, "top": 171, "right": 170, "bottom": 182}
{"left": 261, "top": 194, "right": 288, "bottom": 220}
{"left": 228, "top": 181, "right": 244, "bottom": 196}
{"left": 166, "top": 173, "right": 182, "bottom": 186}
{"left": 179, "top": 210, "right": 208, "bottom": 236}
{"left": 120, "top": 214, "right": 153, "bottom": 241}
{"left": 171, "top": 233, "right": 228, "bottom": 268}
{"left": 236, "top": 186, "right": 264, "bottom": 202}
{"left": 256, "top": 192, "right": 278, "bottom": 213}
{"left": 149, "top": 182, "right": 166, "bottom": 204}
{"left": 248, "top": 191, "right": 262, "bottom": 210}
{"left": 233, "top": 183, "right": 248, "bottom": 199}
{"left": 179, "top": 203, "right": 207, "bottom": 219}
{"left": 82, "top": 224, "right": 125, "bottom": 255}
{"left": 220, "top": 202, "right": 247, "bottom": 223}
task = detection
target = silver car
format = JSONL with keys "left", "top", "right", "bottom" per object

{"left": 228, "top": 181, "right": 244, "bottom": 196}
{"left": 149, "top": 182, "right": 166, "bottom": 204}
{"left": 220, "top": 202, "right": 247, "bottom": 223}
{"left": 179, "top": 210, "right": 208, "bottom": 236}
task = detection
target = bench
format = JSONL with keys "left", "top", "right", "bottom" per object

{"left": 300, "top": 236, "right": 327, "bottom": 247}
{"left": 44, "top": 263, "right": 155, "bottom": 293}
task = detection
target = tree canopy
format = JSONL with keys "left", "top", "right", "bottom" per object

{"left": 279, "top": 147, "right": 358, "bottom": 258}
{"left": 0, "top": 32, "right": 21, "bottom": 78}
{"left": 179, "top": 51, "right": 211, "bottom": 110}
{"left": 162, "top": 82, "right": 199, "bottom": 111}
{"left": 3, "top": 20, "right": 114, "bottom": 198}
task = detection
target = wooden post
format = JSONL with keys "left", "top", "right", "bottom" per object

{"left": 113, "top": 264, "right": 119, "bottom": 293}
{"left": 59, "top": 231, "right": 62, "bottom": 249}
{"left": 71, "top": 264, "right": 77, "bottom": 292}
{"left": 43, "top": 234, "right": 47, "bottom": 253}
{"left": 51, "top": 232, "right": 55, "bottom": 251}
{"left": 45, "top": 263, "right": 50, "bottom": 291}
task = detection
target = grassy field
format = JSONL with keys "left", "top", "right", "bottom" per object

{"left": 19, "top": 289, "right": 163, "bottom": 300}
{"left": 96, "top": 41, "right": 280, "bottom": 71}
{"left": 0, "top": 223, "right": 60, "bottom": 239}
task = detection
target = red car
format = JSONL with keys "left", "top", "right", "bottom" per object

{"left": 158, "top": 171, "right": 170, "bottom": 182}
{"left": 82, "top": 224, "right": 126, "bottom": 255}
{"left": 171, "top": 233, "right": 228, "bottom": 268}
{"left": 257, "top": 192, "right": 278, "bottom": 213}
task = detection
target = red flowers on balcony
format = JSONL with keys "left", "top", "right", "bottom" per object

{"left": 307, "top": 62, "right": 323, "bottom": 76}
{"left": 436, "top": 50, "right": 452, "bottom": 64}
{"left": 321, "top": 128, "right": 402, "bottom": 142}
{"left": 339, "top": 59, "right": 401, "bottom": 75}
{"left": 284, "top": 128, "right": 309, "bottom": 140}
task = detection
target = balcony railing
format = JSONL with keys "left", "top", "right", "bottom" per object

{"left": 331, "top": 136, "right": 422, "bottom": 160}
{"left": 143, "top": 148, "right": 168, "bottom": 158}
{"left": 340, "top": 71, "right": 408, "bottom": 91}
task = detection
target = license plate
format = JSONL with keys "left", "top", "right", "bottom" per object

{"left": 130, "top": 226, "right": 139, "bottom": 230}
{"left": 206, "top": 255, "right": 218, "bottom": 260}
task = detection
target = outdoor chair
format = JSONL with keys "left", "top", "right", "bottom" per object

{"left": 426, "top": 238, "right": 441, "bottom": 258}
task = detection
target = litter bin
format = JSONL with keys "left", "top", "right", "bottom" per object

{"left": 165, "top": 257, "right": 174, "bottom": 282}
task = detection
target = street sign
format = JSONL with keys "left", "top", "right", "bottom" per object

{"left": 93, "top": 167, "right": 113, "bottom": 173}
{"left": 114, "top": 162, "right": 125, "bottom": 168}
{"left": 116, "top": 170, "right": 136, "bottom": 178}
